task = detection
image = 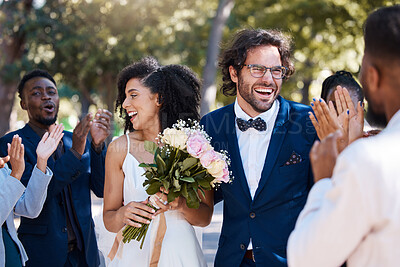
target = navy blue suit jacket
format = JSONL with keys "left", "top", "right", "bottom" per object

{"left": 0, "top": 124, "right": 106, "bottom": 267}
{"left": 200, "top": 96, "right": 317, "bottom": 267}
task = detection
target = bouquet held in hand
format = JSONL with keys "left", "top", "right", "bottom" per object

{"left": 122, "top": 120, "right": 230, "bottom": 248}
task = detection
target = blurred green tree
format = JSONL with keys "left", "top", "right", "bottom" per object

{"left": 0, "top": 0, "right": 397, "bottom": 137}
{"left": 0, "top": 0, "right": 34, "bottom": 136}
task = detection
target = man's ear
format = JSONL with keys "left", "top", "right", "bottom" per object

{"left": 229, "top": 66, "right": 238, "bottom": 83}
{"left": 367, "top": 64, "right": 380, "bottom": 94}
{"left": 20, "top": 99, "right": 27, "bottom": 110}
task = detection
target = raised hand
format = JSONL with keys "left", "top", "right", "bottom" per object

{"left": 309, "top": 99, "right": 341, "bottom": 140}
{"left": 36, "top": 124, "right": 64, "bottom": 173}
{"left": 309, "top": 98, "right": 349, "bottom": 153}
{"left": 72, "top": 113, "right": 93, "bottom": 156}
{"left": 335, "top": 86, "right": 364, "bottom": 144}
{"left": 90, "top": 109, "right": 112, "bottom": 148}
{"left": 8, "top": 135, "right": 25, "bottom": 180}
{"left": 0, "top": 155, "right": 10, "bottom": 169}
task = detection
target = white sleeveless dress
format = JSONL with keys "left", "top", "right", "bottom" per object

{"left": 109, "top": 135, "right": 207, "bottom": 267}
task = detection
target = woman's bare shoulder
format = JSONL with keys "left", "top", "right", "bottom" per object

{"left": 106, "top": 135, "right": 129, "bottom": 161}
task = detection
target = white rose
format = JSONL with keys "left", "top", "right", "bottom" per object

{"left": 162, "top": 128, "right": 188, "bottom": 149}
{"left": 206, "top": 159, "right": 225, "bottom": 178}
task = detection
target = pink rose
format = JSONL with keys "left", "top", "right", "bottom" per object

{"left": 200, "top": 150, "right": 219, "bottom": 167}
{"left": 218, "top": 165, "right": 230, "bottom": 183}
{"left": 187, "top": 133, "right": 210, "bottom": 158}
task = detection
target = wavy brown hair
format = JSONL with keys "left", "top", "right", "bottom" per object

{"left": 219, "top": 28, "right": 294, "bottom": 96}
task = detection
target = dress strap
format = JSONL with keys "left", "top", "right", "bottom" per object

{"left": 126, "top": 134, "right": 130, "bottom": 157}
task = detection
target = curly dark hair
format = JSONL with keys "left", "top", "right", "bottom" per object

{"left": 17, "top": 69, "right": 56, "bottom": 99}
{"left": 143, "top": 64, "right": 201, "bottom": 131}
{"left": 219, "top": 28, "right": 295, "bottom": 96}
{"left": 116, "top": 56, "right": 161, "bottom": 133}
{"left": 321, "top": 70, "right": 363, "bottom": 102}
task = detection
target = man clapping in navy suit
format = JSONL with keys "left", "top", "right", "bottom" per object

{"left": 0, "top": 69, "right": 112, "bottom": 267}
{"left": 201, "top": 29, "right": 317, "bottom": 267}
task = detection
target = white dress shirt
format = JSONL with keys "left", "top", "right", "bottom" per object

{"left": 288, "top": 109, "right": 400, "bottom": 267}
{"left": 234, "top": 99, "right": 279, "bottom": 250}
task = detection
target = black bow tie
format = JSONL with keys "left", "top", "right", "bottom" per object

{"left": 236, "top": 117, "right": 267, "bottom": 132}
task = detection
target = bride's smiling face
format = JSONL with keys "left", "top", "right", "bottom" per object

{"left": 122, "top": 78, "right": 161, "bottom": 131}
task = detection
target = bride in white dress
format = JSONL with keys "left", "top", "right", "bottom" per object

{"left": 103, "top": 57, "right": 212, "bottom": 267}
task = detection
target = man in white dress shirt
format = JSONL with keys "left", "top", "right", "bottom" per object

{"left": 288, "top": 5, "right": 400, "bottom": 267}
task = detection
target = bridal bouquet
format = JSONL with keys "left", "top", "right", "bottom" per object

{"left": 122, "top": 119, "right": 231, "bottom": 248}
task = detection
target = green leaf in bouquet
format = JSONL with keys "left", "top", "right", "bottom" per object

{"left": 155, "top": 154, "right": 167, "bottom": 174}
{"left": 139, "top": 163, "right": 157, "bottom": 168}
{"left": 196, "top": 178, "right": 211, "bottom": 189}
{"left": 199, "top": 187, "right": 206, "bottom": 199}
{"left": 180, "top": 177, "right": 195, "bottom": 183}
{"left": 182, "top": 157, "right": 198, "bottom": 171}
{"left": 144, "top": 172, "right": 154, "bottom": 180}
{"left": 144, "top": 141, "right": 158, "bottom": 155}
{"left": 161, "top": 180, "right": 170, "bottom": 191}
{"left": 167, "top": 190, "right": 180, "bottom": 203}
{"left": 186, "top": 189, "right": 200, "bottom": 209}
{"left": 194, "top": 171, "right": 206, "bottom": 179}
{"left": 173, "top": 178, "right": 181, "bottom": 191}
{"left": 145, "top": 181, "right": 162, "bottom": 195}
{"left": 181, "top": 183, "right": 188, "bottom": 198}
{"left": 174, "top": 169, "right": 181, "bottom": 178}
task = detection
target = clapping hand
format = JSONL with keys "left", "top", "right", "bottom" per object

{"left": 90, "top": 109, "right": 112, "bottom": 149}
{"left": 310, "top": 130, "right": 342, "bottom": 182}
{"left": 309, "top": 86, "right": 364, "bottom": 153}
{"left": 7, "top": 135, "right": 25, "bottom": 180}
{"left": 36, "top": 124, "right": 64, "bottom": 173}
{"left": 72, "top": 113, "right": 93, "bottom": 156}
{"left": 334, "top": 86, "right": 364, "bottom": 144}
{"left": 0, "top": 155, "right": 10, "bottom": 169}
{"left": 309, "top": 98, "right": 349, "bottom": 153}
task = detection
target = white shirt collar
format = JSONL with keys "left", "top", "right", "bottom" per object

{"left": 234, "top": 98, "right": 279, "bottom": 126}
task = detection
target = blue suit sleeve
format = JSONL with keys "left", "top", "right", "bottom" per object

{"left": 89, "top": 144, "right": 106, "bottom": 198}
{"left": 44, "top": 149, "right": 87, "bottom": 199}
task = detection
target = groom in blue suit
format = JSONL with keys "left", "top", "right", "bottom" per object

{"left": 0, "top": 69, "right": 112, "bottom": 266}
{"left": 201, "top": 29, "right": 317, "bottom": 266}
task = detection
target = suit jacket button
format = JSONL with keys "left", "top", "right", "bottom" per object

{"left": 62, "top": 227, "right": 67, "bottom": 233}
{"left": 240, "top": 244, "right": 246, "bottom": 250}
{"left": 250, "top": 212, "right": 256, "bottom": 219}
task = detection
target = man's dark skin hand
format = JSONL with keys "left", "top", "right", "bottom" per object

{"left": 310, "top": 130, "right": 342, "bottom": 183}
{"left": 72, "top": 109, "right": 112, "bottom": 156}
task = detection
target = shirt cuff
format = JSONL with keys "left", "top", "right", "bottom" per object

{"left": 33, "top": 164, "right": 53, "bottom": 177}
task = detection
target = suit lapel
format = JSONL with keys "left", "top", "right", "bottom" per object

{"left": 21, "top": 124, "right": 42, "bottom": 147}
{"left": 254, "top": 96, "right": 290, "bottom": 200}
{"left": 225, "top": 104, "right": 252, "bottom": 201}
{"left": 62, "top": 133, "right": 72, "bottom": 150}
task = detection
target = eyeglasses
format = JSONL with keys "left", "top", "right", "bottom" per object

{"left": 243, "top": 64, "right": 288, "bottom": 79}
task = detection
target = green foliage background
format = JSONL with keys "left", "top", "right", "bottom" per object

{"left": 0, "top": 0, "right": 397, "bottom": 135}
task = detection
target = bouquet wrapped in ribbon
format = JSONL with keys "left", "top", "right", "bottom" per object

{"left": 122, "top": 120, "right": 230, "bottom": 248}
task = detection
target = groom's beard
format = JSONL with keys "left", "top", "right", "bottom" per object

{"left": 366, "top": 104, "right": 387, "bottom": 129}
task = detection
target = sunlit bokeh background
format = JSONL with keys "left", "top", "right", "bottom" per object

{"left": 0, "top": 0, "right": 397, "bottom": 137}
